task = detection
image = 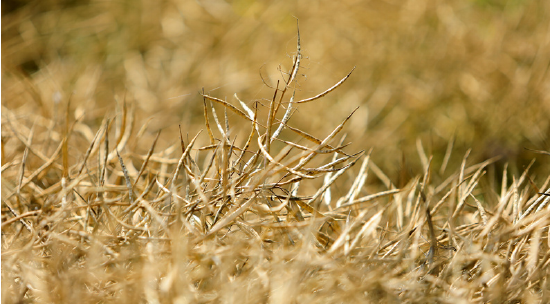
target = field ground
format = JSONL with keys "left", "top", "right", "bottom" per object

{"left": 2, "top": 0, "right": 550, "bottom": 303}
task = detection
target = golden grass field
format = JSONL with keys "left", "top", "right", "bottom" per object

{"left": 2, "top": 0, "right": 550, "bottom": 303}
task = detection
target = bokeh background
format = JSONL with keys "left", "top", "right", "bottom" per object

{"left": 3, "top": 0, "right": 550, "bottom": 182}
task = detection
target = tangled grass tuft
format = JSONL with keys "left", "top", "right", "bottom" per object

{"left": 3, "top": 25, "right": 550, "bottom": 304}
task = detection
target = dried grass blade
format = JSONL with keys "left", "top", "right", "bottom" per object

{"left": 292, "top": 198, "right": 330, "bottom": 220}
{"left": 305, "top": 161, "right": 357, "bottom": 173}
{"left": 62, "top": 95, "right": 72, "bottom": 178}
{"left": 534, "top": 189, "right": 550, "bottom": 213}
{"left": 155, "top": 178, "right": 188, "bottom": 204}
{"left": 310, "top": 156, "right": 361, "bottom": 207}
{"left": 320, "top": 107, "right": 358, "bottom": 146}
{"left": 133, "top": 130, "right": 160, "bottom": 187}
{"left": 224, "top": 108, "right": 230, "bottom": 135}
{"left": 516, "top": 159, "right": 535, "bottom": 187}
{"left": 525, "top": 147, "right": 550, "bottom": 156}
{"left": 337, "top": 149, "right": 372, "bottom": 208}
{"left": 5, "top": 112, "right": 61, "bottom": 168}
{"left": 271, "top": 138, "right": 309, "bottom": 153}
{"left": 295, "top": 67, "right": 355, "bottom": 104}
{"left": 116, "top": 149, "right": 134, "bottom": 206}
{"left": 416, "top": 138, "right": 429, "bottom": 172}
{"left": 199, "top": 146, "right": 218, "bottom": 185}
{"left": 257, "top": 136, "right": 314, "bottom": 179}
{"left": 233, "top": 122, "right": 256, "bottom": 168}
{"left": 521, "top": 188, "right": 550, "bottom": 219}
{"left": 272, "top": 91, "right": 296, "bottom": 142}
{"left": 123, "top": 176, "right": 157, "bottom": 214}
{"left": 234, "top": 94, "right": 255, "bottom": 121}
{"left": 2, "top": 200, "right": 32, "bottom": 231}
{"left": 507, "top": 211, "right": 549, "bottom": 239}
{"left": 114, "top": 94, "right": 127, "bottom": 147}
{"left": 294, "top": 107, "right": 359, "bottom": 171}
{"left": 100, "top": 119, "right": 110, "bottom": 186}
{"left": 1, "top": 210, "right": 41, "bottom": 228}
{"left": 198, "top": 143, "right": 249, "bottom": 153}
{"left": 470, "top": 193, "right": 489, "bottom": 225}
{"left": 458, "top": 149, "right": 471, "bottom": 199}
{"left": 170, "top": 130, "right": 201, "bottom": 186}
{"left": 501, "top": 163, "right": 509, "bottom": 199}
{"left": 280, "top": 120, "right": 322, "bottom": 144}
{"left": 527, "top": 228, "right": 542, "bottom": 274}
{"left": 426, "top": 207, "right": 438, "bottom": 264}
{"left": 265, "top": 81, "right": 279, "bottom": 154}
{"left": 210, "top": 101, "right": 226, "bottom": 140}
{"left": 203, "top": 96, "right": 216, "bottom": 145}
{"left": 220, "top": 132, "right": 232, "bottom": 195}
{"left": 178, "top": 125, "right": 186, "bottom": 154}
{"left": 202, "top": 93, "right": 257, "bottom": 124}
{"left": 77, "top": 124, "right": 103, "bottom": 176}
{"left": 108, "top": 103, "right": 135, "bottom": 161}
{"left": 321, "top": 137, "right": 347, "bottom": 207}
{"left": 17, "top": 121, "right": 35, "bottom": 196}
{"left": 328, "top": 209, "right": 370, "bottom": 254}
{"left": 367, "top": 161, "right": 393, "bottom": 189}
{"left": 452, "top": 170, "right": 485, "bottom": 219}
{"left": 338, "top": 189, "right": 402, "bottom": 209}
{"left": 5, "top": 140, "right": 64, "bottom": 201}
{"left": 206, "top": 194, "right": 257, "bottom": 237}
{"left": 479, "top": 191, "right": 513, "bottom": 237}
{"left": 271, "top": 20, "right": 301, "bottom": 115}
{"left": 136, "top": 197, "right": 170, "bottom": 236}
{"left": 287, "top": 19, "right": 301, "bottom": 87}
{"left": 431, "top": 178, "right": 469, "bottom": 215}
{"left": 346, "top": 209, "right": 384, "bottom": 256}
{"left": 435, "top": 156, "right": 499, "bottom": 194}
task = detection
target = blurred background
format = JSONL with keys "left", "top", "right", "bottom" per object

{"left": 3, "top": 0, "right": 550, "bottom": 185}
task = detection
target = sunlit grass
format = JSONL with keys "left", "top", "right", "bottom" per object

{"left": 2, "top": 0, "right": 550, "bottom": 303}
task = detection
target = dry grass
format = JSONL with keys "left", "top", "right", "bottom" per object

{"left": 2, "top": 0, "right": 550, "bottom": 303}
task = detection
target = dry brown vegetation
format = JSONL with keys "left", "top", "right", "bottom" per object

{"left": 2, "top": 0, "right": 550, "bottom": 303}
